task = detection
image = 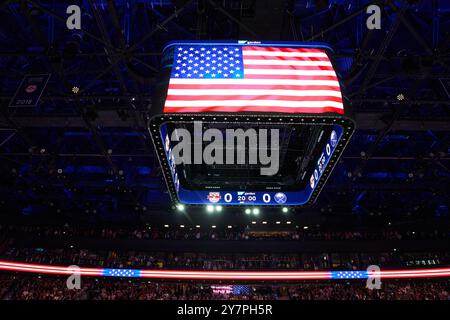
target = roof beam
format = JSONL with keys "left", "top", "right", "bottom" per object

{"left": 0, "top": 111, "right": 447, "bottom": 131}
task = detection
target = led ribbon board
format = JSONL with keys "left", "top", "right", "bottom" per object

{"left": 149, "top": 41, "right": 355, "bottom": 206}
{"left": 1, "top": 260, "right": 450, "bottom": 281}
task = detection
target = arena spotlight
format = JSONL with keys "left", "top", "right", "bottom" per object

{"left": 245, "top": 208, "right": 251, "bottom": 215}
{"left": 282, "top": 207, "right": 289, "bottom": 213}
{"left": 215, "top": 205, "right": 223, "bottom": 212}
{"left": 176, "top": 204, "right": 185, "bottom": 212}
{"left": 206, "top": 205, "right": 214, "bottom": 213}
{"left": 71, "top": 86, "right": 80, "bottom": 94}
{"left": 252, "top": 208, "right": 260, "bottom": 215}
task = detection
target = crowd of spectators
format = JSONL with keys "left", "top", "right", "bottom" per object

{"left": 1, "top": 275, "right": 449, "bottom": 300}
{"left": 1, "top": 224, "right": 448, "bottom": 300}
{"left": 2, "top": 224, "right": 449, "bottom": 242}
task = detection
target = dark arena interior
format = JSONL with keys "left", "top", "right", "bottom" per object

{"left": 0, "top": 0, "right": 449, "bottom": 307}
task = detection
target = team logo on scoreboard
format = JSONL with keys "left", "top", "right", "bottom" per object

{"left": 165, "top": 134, "right": 170, "bottom": 152}
{"left": 309, "top": 174, "right": 316, "bottom": 189}
{"left": 310, "top": 175, "right": 315, "bottom": 189}
{"left": 207, "top": 192, "right": 221, "bottom": 203}
{"left": 274, "top": 192, "right": 287, "bottom": 204}
{"left": 330, "top": 130, "right": 338, "bottom": 148}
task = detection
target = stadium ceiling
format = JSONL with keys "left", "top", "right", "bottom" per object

{"left": 0, "top": 0, "right": 448, "bottom": 223}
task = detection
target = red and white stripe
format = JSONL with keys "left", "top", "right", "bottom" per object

{"left": 1, "top": 260, "right": 450, "bottom": 281}
{"left": 0, "top": 260, "right": 103, "bottom": 276}
{"left": 139, "top": 270, "right": 331, "bottom": 280}
{"left": 164, "top": 46, "right": 344, "bottom": 114}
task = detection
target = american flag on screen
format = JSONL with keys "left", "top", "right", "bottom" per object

{"left": 164, "top": 44, "right": 344, "bottom": 114}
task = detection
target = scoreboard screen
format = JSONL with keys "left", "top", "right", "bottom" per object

{"left": 149, "top": 41, "right": 355, "bottom": 207}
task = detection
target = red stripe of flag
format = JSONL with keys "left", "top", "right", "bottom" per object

{"left": 166, "top": 95, "right": 343, "bottom": 102}
{"left": 244, "top": 74, "right": 338, "bottom": 80}
{"left": 168, "top": 84, "right": 341, "bottom": 90}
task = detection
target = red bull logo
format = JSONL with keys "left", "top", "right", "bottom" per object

{"left": 207, "top": 192, "right": 221, "bottom": 203}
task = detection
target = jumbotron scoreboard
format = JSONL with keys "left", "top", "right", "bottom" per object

{"left": 149, "top": 41, "right": 355, "bottom": 206}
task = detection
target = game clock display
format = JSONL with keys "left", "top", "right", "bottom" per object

{"left": 149, "top": 41, "right": 355, "bottom": 206}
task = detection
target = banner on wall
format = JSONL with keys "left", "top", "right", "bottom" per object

{"left": 9, "top": 74, "right": 51, "bottom": 107}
